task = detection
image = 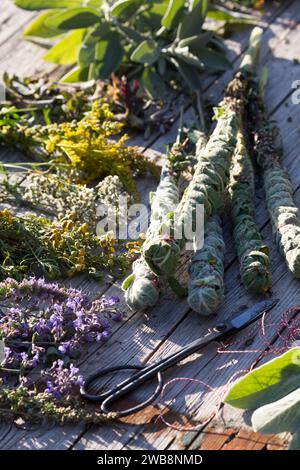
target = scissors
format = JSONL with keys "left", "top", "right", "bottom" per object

{"left": 80, "top": 299, "right": 278, "bottom": 417}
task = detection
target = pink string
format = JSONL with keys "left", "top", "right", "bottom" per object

{"left": 159, "top": 306, "right": 300, "bottom": 431}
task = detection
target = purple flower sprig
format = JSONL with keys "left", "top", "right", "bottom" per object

{"left": 0, "top": 277, "right": 126, "bottom": 399}
{"left": 43, "top": 360, "right": 84, "bottom": 400}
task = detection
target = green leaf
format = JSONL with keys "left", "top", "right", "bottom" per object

{"left": 168, "top": 47, "right": 205, "bottom": 70}
{"left": 170, "top": 56, "right": 203, "bottom": 90}
{"left": 162, "top": 0, "right": 185, "bottom": 30}
{"left": 131, "top": 39, "right": 160, "bottom": 65}
{"left": 224, "top": 348, "right": 300, "bottom": 410}
{"left": 178, "top": 31, "right": 212, "bottom": 49}
{"left": 23, "top": 11, "right": 63, "bottom": 38}
{"left": 111, "top": 0, "right": 144, "bottom": 21}
{"left": 141, "top": 67, "right": 166, "bottom": 99}
{"left": 207, "top": 6, "right": 258, "bottom": 25}
{"left": 89, "top": 33, "right": 124, "bottom": 79}
{"left": 78, "top": 42, "right": 96, "bottom": 68}
{"left": 190, "top": 47, "right": 232, "bottom": 71}
{"left": 15, "top": 0, "right": 83, "bottom": 10}
{"left": 61, "top": 65, "right": 89, "bottom": 82}
{"left": 121, "top": 273, "right": 135, "bottom": 291}
{"left": 45, "top": 7, "right": 101, "bottom": 31}
{"left": 117, "top": 24, "right": 145, "bottom": 43}
{"left": 252, "top": 388, "right": 300, "bottom": 434}
{"left": 44, "top": 29, "right": 86, "bottom": 65}
{"left": 289, "top": 429, "right": 300, "bottom": 450}
{"left": 177, "top": 1, "right": 206, "bottom": 40}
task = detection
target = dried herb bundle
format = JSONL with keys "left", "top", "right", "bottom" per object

{"left": 122, "top": 157, "right": 180, "bottom": 310}
{"left": 248, "top": 79, "right": 300, "bottom": 278}
{"left": 229, "top": 131, "right": 272, "bottom": 293}
{"left": 188, "top": 216, "right": 225, "bottom": 316}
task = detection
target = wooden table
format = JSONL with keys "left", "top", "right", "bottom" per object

{"left": 0, "top": 0, "right": 299, "bottom": 450}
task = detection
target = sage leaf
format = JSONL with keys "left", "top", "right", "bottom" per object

{"left": 61, "top": 65, "right": 89, "bottom": 83}
{"left": 224, "top": 348, "right": 300, "bottom": 410}
{"left": 15, "top": 0, "right": 83, "bottom": 10}
{"left": 169, "top": 47, "right": 205, "bottom": 70}
{"left": 45, "top": 7, "right": 101, "bottom": 31}
{"left": 131, "top": 39, "right": 160, "bottom": 65}
{"left": 78, "top": 42, "right": 96, "bottom": 68}
{"left": 162, "top": 0, "right": 185, "bottom": 30}
{"left": 252, "top": 388, "right": 300, "bottom": 434}
{"left": 171, "top": 57, "right": 203, "bottom": 90}
{"left": 141, "top": 67, "right": 166, "bottom": 98}
{"left": 177, "top": 1, "right": 206, "bottom": 40}
{"left": 190, "top": 47, "right": 232, "bottom": 71}
{"left": 207, "top": 6, "right": 258, "bottom": 25}
{"left": 93, "top": 33, "right": 124, "bottom": 79}
{"left": 178, "top": 31, "right": 212, "bottom": 49}
{"left": 111, "top": 0, "right": 144, "bottom": 21}
{"left": 44, "top": 29, "right": 86, "bottom": 65}
{"left": 23, "top": 11, "right": 63, "bottom": 38}
{"left": 289, "top": 429, "right": 300, "bottom": 450}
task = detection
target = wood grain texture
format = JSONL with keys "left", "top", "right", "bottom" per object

{"left": 0, "top": 0, "right": 300, "bottom": 451}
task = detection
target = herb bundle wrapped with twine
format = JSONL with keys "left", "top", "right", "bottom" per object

{"left": 187, "top": 215, "right": 225, "bottom": 316}
{"left": 248, "top": 78, "right": 300, "bottom": 278}
{"left": 122, "top": 159, "right": 180, "bottom": 310}
{"left": 229, "top": 131, "right": 272, "bottom": 293}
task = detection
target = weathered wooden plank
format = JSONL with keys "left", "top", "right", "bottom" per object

{"left": 1, "top": 0, "right": 298, "bottom": 448}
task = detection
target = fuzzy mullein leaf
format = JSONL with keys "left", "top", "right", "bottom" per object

{"left": 252, "top": 388, "right": 300, "bottom": 434}
{"left": 224, "top": 348, "right": 300, "bottom": 410}
{"left": 289, "top": 429, "right": 300, "bottom": 450}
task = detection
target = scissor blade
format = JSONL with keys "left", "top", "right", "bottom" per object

{"left": 230, "top": 299, "right": 278, "bottom": 331}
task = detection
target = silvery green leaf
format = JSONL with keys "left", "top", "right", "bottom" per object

{"left": 162, "top": 0, "right": 185, "bottom": 30}
{"left": 252, "top": 388, "right": 300, "bottom": 434}
{"left": 224, "top": 348, "right": 300, "bottom": 410}
{"left": 131, "top": 39, "right": 160, "bottom": 65}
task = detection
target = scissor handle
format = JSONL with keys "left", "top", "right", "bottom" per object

{"left": 81, "top": 365, "right": 163, "bottom": 418}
